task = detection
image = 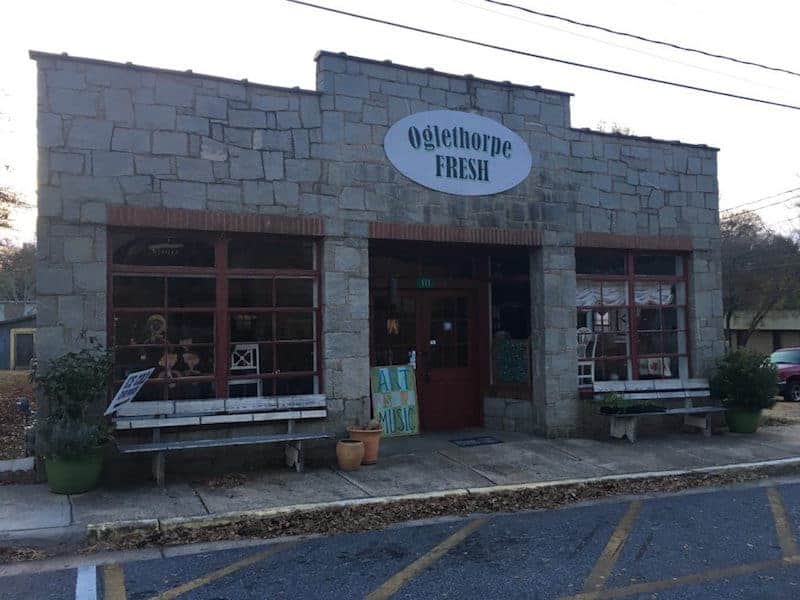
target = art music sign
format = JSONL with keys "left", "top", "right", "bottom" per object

{"left": 384, "top": 110, "right": 533, "bottom": 196}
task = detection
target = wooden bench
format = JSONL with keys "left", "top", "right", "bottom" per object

{"left": 593, "top": 379, "right": 725, "bottom": 443}
{"left": 113, "top": 395, "right": 330, "bottom": 486}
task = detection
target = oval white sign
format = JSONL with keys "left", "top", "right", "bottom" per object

{"left": 384, "top": 110, "right": 532, "bottom": 196}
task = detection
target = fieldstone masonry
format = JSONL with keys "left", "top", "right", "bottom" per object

{"left": 32, "top": 50, "right": 724, "bottom": 438}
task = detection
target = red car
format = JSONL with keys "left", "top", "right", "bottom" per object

{"left": 771, "top": 348, "right": 800, "bottom": 402}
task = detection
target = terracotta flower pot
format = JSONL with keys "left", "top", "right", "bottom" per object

{"left": 347, "top": 426, "right": 382, "bottom": 465}
{"left": 336, "top": 439, "right": 364, "bottom": 471}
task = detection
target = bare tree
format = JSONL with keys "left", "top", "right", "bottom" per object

{"left": 596, "top": 120, "right": 634, "bottom": 136}
{"left": 721, "top": 212, "right": 800, "bottom": 346}
{"left": 0, "top": 240, "right": 35, "bottom": 301}
{"left": 0, "top": 185, "right": 28, "bottom": 229}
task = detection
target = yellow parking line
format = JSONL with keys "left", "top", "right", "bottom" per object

{"left": 103, "top": 564, "right": 127, "bottom": 600}
{"left": 561, "top": 555, "right": 800, "bottom": 600}
{"left": 767, "top": 487, "right": 798, "bottom": 558}
{"left": 149, "top": 543, "right": 294, "bottom": 600}
{"left": 366, "top": 518, "right": 486, "bottom": 600}
{"left": 582, "top": 500, "right": 641, "bottom": 592}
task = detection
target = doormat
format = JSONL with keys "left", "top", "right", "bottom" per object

{"left": 450, "top": 436, "right": 503, "bottom": 448}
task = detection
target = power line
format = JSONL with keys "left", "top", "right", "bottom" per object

{"left": 286, "top": 0, "right": 800, "bottom": 111}
{"left": 720, "top": 186, "right": 800, "bottom": 213}
{"left": 454, "top": 0, "right": 794, "bottom": 94}
{"left": 485, "top": 0, "right": 800, "bottom": 79}
{"left": 721, "top": 195, "right": 800, "bottom": 218}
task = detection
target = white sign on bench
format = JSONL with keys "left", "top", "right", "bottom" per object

{"left": 104, "top": 368, "right": 155, "bottom": 416}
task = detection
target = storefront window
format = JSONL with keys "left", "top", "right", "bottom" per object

{"left": 576, "top": 251, "right": 689, "bottom": 385}
{"left": 111, "top": 230, "right": 320, "bottom": 401}
{"left": 491, "top": 253, "right": 530, "bottom": 387}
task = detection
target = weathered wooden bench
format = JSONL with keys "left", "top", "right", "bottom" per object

{"left": 113, "top": 395, "right": 330, "bottom": 486}
{"left": 594, "top": 379, "right": 725, "bottom": 443}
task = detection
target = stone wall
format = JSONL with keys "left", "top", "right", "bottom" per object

{"left": 33, "top": 50, "right": 724, "bottom": 438}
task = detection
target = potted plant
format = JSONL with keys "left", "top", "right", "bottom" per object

{"left": 346, "top": 419, "right": 383, "bottom": 465}
{"left": 33, "top": 343, "right": 114, "bottom": 494}
{"left": 710, "top": 349, "right": 778, "bottom": 434}
{"left": 598, "top": 392, "right": 665, "bottom": 415}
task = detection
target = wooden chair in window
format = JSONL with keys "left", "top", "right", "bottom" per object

{"left": 577, "top": 327, "right": 597, "bottom": 386}
{"left": 229, "top": 343, "right": 262, "bottom": 397}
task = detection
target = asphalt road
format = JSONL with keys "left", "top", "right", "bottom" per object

{"left": 5, "top": 477, "right": 800, "bottom": 599}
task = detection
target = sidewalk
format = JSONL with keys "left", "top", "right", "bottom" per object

{"left": 3, "top": 424, "right": 800, "bottom": 546}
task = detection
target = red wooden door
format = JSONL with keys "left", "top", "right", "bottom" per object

{"left": 417, "top": 290, "right": 481, "bottom": 429}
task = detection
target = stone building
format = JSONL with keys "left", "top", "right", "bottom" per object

{"left": 31, "top": 49, "right": 724, "bottom": 440}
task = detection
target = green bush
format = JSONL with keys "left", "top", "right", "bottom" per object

{"left": 710, "top": 349, "right": 779, "bottom": 411}
{"left": 35, "top": 418, "right": 109, "bottom": 459}
{"left": 33, "top": 340, "right": 114, "bottom": 459}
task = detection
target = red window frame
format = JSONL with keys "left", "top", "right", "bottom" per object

{"left": 576, "top": 251, "right": 691, "bottom": 385}
{"left": 108, "top": 229, "right": 322, "bottom": 401}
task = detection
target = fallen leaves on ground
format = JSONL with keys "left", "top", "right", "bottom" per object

{"left": 198, "top": 473, "right": 248, "bottom": 489}
{"left": 0, "top": 546, "right": 44, "bottom": 563}
{"left": 0, "top": 371, "right": 35, "bottom": 460}
{"left": 762, "top": 401, "right": 800, "bottom": 427}
{"left": 82, "top": 464, "right": 796, "bottom": 556}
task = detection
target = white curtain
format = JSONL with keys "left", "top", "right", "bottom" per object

{"left": 577, "top": 283, "right": 673, "bottom": 306}
{"left": 634, "top": 285, "right": 673, "bottom": 305}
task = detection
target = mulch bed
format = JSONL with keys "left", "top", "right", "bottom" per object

{"left": 0, "top": 371, "right": 34, "bottom": 460}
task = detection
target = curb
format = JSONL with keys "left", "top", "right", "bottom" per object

{"left": 86, "top": 456, "right": 800, "bottom": 543}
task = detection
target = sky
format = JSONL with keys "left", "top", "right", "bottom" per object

{"left": 2, "top": 0, "right": 800, "bottom": 245}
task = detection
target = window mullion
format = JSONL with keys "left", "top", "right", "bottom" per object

{"left": 215, "top": 237, "right": 229, "bottom": 399}
{"left": 627, "top": 253, "right": 639, "bottom": 380}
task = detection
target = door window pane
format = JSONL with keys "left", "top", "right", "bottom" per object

{"left": 492, "top": 278, "right": 530, "bottom": 386}
{"left": 168, "top": 313, "right": 214, "bottom": 344}
{"left": 168, "top": 277, "right": 215, "bottom": 308}
{"left": 230, "top": 314, "right": 273, "bottom": 343}
{"left": 276, "top": 313, "right": 314, "bottom": 340}
{"left": 276, "top": 376, "right": 315, "bottom": 395}
{"left": 114, "top": 313, "right": 166, "bottom": 346}
{"left": 276, "top": 279, "right": 314, "bottom": 307}
{"left": 429, "top": 296, "right": 469, "bottom": 369}
{"left": 169, "top": 381, "right": 216, "bottom": 400}
{"left": 276, "top": 342, "right": 315, "bottom": 372}
{"left": 576, "top": 250, "right": 626, "bottom": 275}
{"left": 372, "top": 293, "right": 416, "bottom": 367}
{"left": 174, "top": 346, "right": 214, "bottom": 377}
{"left": 634, "top": 255, "right": 683, "bottom": 276}
{"left": 113, "top": 276, "right": 164, "bottom": 308}
{"left": 229, "top": 279, "right": 273, "bottom": 307}
{"left": 228, "top": 235, "right": 314, "bottom": 269}
{"left": 230, "top": 342, "right": 274, "bottom": 375}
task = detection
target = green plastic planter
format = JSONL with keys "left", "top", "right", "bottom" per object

{"left": 726, "top": 409, "right": 762, "bottom": 434}
{"left": 44, "top": 446, "right": 104, "bottom": 494}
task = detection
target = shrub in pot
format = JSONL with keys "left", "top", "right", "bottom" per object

{"left": 346, "top": 419, "right": 383, "bottom": 465}
{"left": 710, "top": 349, "right": 778, "bottom": 434}
{"left": 33, "top": 342, "right": 113, "bottom": 494}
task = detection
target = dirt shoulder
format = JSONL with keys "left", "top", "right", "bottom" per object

{"left": 762, "top": 400, "right": 800, "bottom": 427}
{"left": 0, "top": 371, "right": 34, "bottom": 460}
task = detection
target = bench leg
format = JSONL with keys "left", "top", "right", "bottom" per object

{"left": 684, "top": 414, "right": 712, "bottom": 437}
{"left": 152, "top": 451, "right": 166, "bottom": 488}
{"left": 610, "top": 417, "right": 638, "bottom": 443}
{"left": 285, "top": 441, "right": 305, "bottom": 473}
{"left": 625, "top": 418, "right": 638, "bottom": 443}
